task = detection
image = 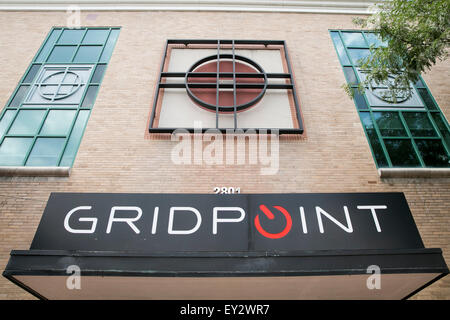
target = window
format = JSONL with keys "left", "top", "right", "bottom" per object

{"left": 0, "top": 27, "right": 120, "bottom": 167}
{"left": 330, "top": 30, "right": 450, "bottom": 168}
{"left": 148, "top": 40, "right": 303, "bottom": 134}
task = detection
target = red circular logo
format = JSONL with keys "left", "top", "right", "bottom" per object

{"left": 185, "top": 54, "right": 267, "bottom": 113}
{"left": 254, "top": 204, "right": 292, "bottom": 239}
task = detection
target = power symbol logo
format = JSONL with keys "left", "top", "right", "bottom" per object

{"left": 254, "top": 204, "right": 292, "bottom": 239}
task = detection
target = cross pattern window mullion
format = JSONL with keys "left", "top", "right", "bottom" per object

{"left": 398, "top": 111, "right": 425, "bottom": 167}
{"left": 0, "top": 27, "right": 120, "bottom": 167}
{"left": 331, "top": 29, "right": 450, "bottom": 168}
{"left": 22, "top": 108, "right": 51, "bottom": 166}
{"left": 70, "top": 28, "right": 89, "bottom": 63}
{"left": 52, "top": 67, "right": 70, "bottom": 102}
{"left": 149, "top": 39, "right": 304, "bottom": 134}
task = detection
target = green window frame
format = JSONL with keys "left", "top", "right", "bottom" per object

{"left": 0, "top": 27, "right": 120, "bottom": 167}
{"left": 330, "top": 30, "right": 450, "bottom": 168}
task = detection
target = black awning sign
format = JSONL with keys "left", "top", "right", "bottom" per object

{"left": 30, "top": 192, "right": 424, "bottom": 252}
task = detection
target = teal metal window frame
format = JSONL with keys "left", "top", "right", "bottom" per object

{"left": 0, "top": 27, "right": 120, "bottom": 167}
{"left": 330, "top": 29, "right": 450, "bottom": 168}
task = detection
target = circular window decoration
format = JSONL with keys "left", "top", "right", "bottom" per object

{"left": 363, "top": 73, "right": 412, "bottom": 103}
{"left": 185, "top": 54, "right": 267, "bottom": 113}
{"left": 38, "top": 71, "right": 83, "bottom": 101}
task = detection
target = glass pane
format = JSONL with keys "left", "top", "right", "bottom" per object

{"left": 403, "top": 112, "right": 437, "bottom": 137}
{"left": 417, "top": 88, "right": 437, "bottom": 110}
{"left": 364, "top": 33, "right": 387, "bottom": 47}
{"left": 91, "top": 64, "right": 106, "bottom": 83}
{"left": 341, "top": 32, "right": 367, "bottom": 47}
{"left": 0, "top": 110, "right": 16, "bottom": 138}
{"left": 415, "top": 78, "right": 425, "bottom": 88}
{"left": 60, "top": 110, "right": 90, "bottom": 167}
{"left": 100, "top": 29, "right": 120, "bottom": 63}
{"left": 81, "top": 85, "right": 99, "bottom": 108}
{"left": 8, "top": 85, "right": 30, "bottom": 107}
{"left": 47, "top": 46, "right": 77, "bottom": 62}
{"left": 347, "top": 49, "right": 370, "bottom": 66}
{"left": 36, "top": 29, "right": 62, "bottom": 63}
{"left": 384, "top": 139, "right": 421, "bottom": 167}
{"left": 82, "top": 29, "right": 109, "bottom": 44}
{"left": 26, "top": 138, "right": 66, "bottom": 166}
{"left": 415, "top": 139, "right": 450, "bottom": 167}
{"left": 373, "top": 112, "right": 406, "bottom": 137}
{"left": 58, "top": 29, "right": 85, "bottom": 44}
{"left": 431, "top": 114, "right": 450, "bottom": 149}
{"left": 23, "top": 64, "right": 41, "bottom": 83}
{"left": 343, "top": 67, "right": 357, "bottom": 85}
{"left": 8, "top": 110, "right": 46, "bottom": 135}
{"left": 0, "top": 137, "right": 33, "bottom": 166}
{"left": 360, "top": 112, "right": 388, "bottom": 167}
{"left": 40, "top": 110, "right": 77, "bottom": 135}
{"left": 73, "top": 46, "right": 103, "bottom": 63}
{"left": 330, "top": 32, "right": 351, "bottom": 65}
{"left": 354, "top": 91, "right": 368, "bottom": 110}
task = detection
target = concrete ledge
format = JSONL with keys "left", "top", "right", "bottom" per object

{"left": 0, "top": 167, "right": 71, "bottom": 177}
{"left": 0, "top": 0, "right": 378, "bottom": 14}
{"left": 379, "top": 168, "right": 450, "bottom": 179}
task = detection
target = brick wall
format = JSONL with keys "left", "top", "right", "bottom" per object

{"left": 0, "top": 11, "right": 448, "bottom": 299}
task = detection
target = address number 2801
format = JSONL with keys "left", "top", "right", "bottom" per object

{"left": 214, "top": 187, "right": 241, "bottom": 194}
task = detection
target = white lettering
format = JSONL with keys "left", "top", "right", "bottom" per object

{"left": 316, "top": 206, "right": 353, "bottom": 233}
{"left": 64, "top": 206, "right": 97, "bottom": 234}
{"left": 213, "top": 207, "right": 245, "bottom": 234}
{"left": 106, "top": 206, "right": 142, "bottom": 234}
{"left": 168, "top": 207, "right": 202, "bottom": 235}
{"left": 357, "top": 205, "right": 387, "bottom": 232}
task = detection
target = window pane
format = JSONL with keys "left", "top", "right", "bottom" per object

{"left": 26, "top": 138, "right": 66, "bottom": 166}
{"left": 360, "top": 112, "right": 388, "bottom": 167}
{"left": 364, "top": 33, "right": 386, "bottom": 47}
{"left": 415, "top": 139, "right": 450, "bottom": 167}
{"left": 341, "top": 32, "right": 367, "bottom": 47}
{"left": 354, "top": 91, "right": 368, "bottom": 110}
{"left": 91, "top": 64, "right": 106, "bottom": 83}
{"left": 343, "top": 67, "right": 357, "bottom": 85}
{"left": 384, "top": 139, "right": 421, "bottom": 167}
{"left": 431, "top": 114, "right": 450, "bottom": 149}
{"left": 8, "top": 110, "right": 46, "bottom": 135}
{"left": 417, "top": 88, "right": 437, "bottom": 110}
{"left": 60, "top": 110, "right": 90, "bottom": 167}
{"left": 330, "top": 32, "right": 350, "bottom": 65}
{"left": 8, "top": 85, "right": 30, "bottom": 107}
{"left": 73, "top": 46, "right": 103, "bottom": 63}
{"left": 0, "top": 137, "right": 33, "bottom": 166}
{"left": 373, "top": 112, "right": 406, "bottom": 137}
{"left": 403, "top": 112, "right": 437, "bottom": 137}
{"left": 36, "top": 29, "right": 62, "bottom": 63}
{"left": 0, "top": 110, "right": 16, "bottom": 138}
{"left": 58, "top": 29, "right": 85, "bottom": 44}
{"left": 47, "top": 46, "right": 77, "bottom": 62}
{"left": 23, "top": 64, "right": 41, "bottom": 83}
{"left": 81, "top": 85, "right": 99, "bottom": 108}
{"left": 82, "top": 29, "right": 109, "bottom": 44}
{"left": 415, "top": 78, "right": 425, "bottom": 88}
{"left": 347, "top": 49, "right": 370, "bottom": 66}
{"left": 40, "top": 110, "right": 77, "bottom": 135}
